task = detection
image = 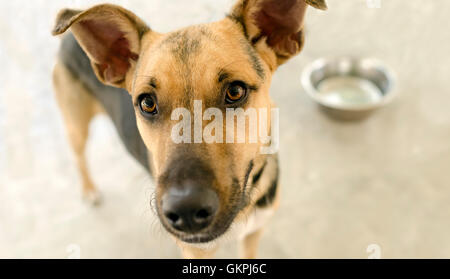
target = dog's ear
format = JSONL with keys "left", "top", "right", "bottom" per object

{"left": 52, "top": 4, "right": 150, "bottom": 88}
{"left": 229, "top": 0, "right": 327, "bottom": 68}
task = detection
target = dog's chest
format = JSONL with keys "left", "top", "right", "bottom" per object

{"left": 234, "top": 206, "right": 275, "bottom": 240}
{"left": 191, "top": 206, "right": 275, "bottom": 251}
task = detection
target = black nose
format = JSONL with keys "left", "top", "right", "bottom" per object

{"left": 161, "top": 183, "right": 219, "bottom": 233}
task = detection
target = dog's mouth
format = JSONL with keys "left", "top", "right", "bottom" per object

{"left": 170, "top": 226, "right": 230, "bottom": 244}
{"left": 169, "top": 210, "right": 241, "bottom": 244}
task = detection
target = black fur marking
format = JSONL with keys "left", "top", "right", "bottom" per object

{"left": 252, "top": 160, "right": 267, "bottom": 185}
{"left": 243, "top": 160, "right": 254, "bottom": 193}
{"left": 227, "top": 1, "right": 264, "bottom": 79}
{"left": 227, "top": 13, "right": 248, "bottom": 39}
{"left": 59, "top": 33, "right": 150, "bottom": 172}
{"left": 148, "top": 77, "right": 158, "bottom": 89}
{"left": 255, "top": 164, "right": 279, "bottom": 208}
{"left": 227, "top": 0, "right": 250, "bottom": 39}
{"left": 179, "top": 37, "right": 200, "bottom": 64}
{"left": 160, "top": 28, "right": 209, "bottom": 65}
{"left": 242, "top": 40, "right": 265, "bottom": 79}
{"left": 218, "top": 71, "right": 230, "bottom": 83}
{"left": 251, "top": 33, "right": 263, "bottom": 45}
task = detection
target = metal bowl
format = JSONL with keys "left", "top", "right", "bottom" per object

{"left": 301, "top": 57, "right": 396, "bottom": 121}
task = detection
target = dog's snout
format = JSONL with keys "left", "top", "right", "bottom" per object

{"left": 162, "top": 183, "right": 219, "bottom": 233}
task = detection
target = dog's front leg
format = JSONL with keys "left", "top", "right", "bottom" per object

{"left": 239, "top": 229, "right": 264, "bottom": 259}
{"left": 178, "top": 243, "right": 218, "bottom": 259}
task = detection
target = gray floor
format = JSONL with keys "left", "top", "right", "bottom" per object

{"left": 1, "top": 0, "right": 449, "bottom": 258}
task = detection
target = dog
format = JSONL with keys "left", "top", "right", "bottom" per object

{"left": 51, "top": 0, "right": 327, "bottom": 258}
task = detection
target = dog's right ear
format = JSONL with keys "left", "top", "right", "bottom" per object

{"left": 52, "top": 4, "right": 150, "bottom": 89}
{"left": 229, "top": 0, "right": 327, "bottom": 69}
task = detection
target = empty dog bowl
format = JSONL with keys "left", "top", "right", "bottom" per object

{"left": 301, "top": 57, "right": 396, "bottom": 120}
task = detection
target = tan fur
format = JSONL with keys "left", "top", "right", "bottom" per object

{"left": 240, "top": 229, "right": 264, "bottom": 259}
{"left": 178, "top": 241, "right": 219, "bottom": 259}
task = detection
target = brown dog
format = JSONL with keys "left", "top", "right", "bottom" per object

{"left": 51, "top": 0, "right": 327, "bottom": 258}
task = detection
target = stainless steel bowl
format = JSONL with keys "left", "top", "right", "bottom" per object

{"left": 301, "top": 57, "right": 396, "bottom": 121}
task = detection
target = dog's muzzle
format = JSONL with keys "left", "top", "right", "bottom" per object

{"left": 157, "top": 155, "right": 220, "bottom": 237}
{"left": 161, "top": 182, "right": 219, "bottom": 233}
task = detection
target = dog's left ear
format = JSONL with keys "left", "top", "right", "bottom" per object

{"left": 230, "top": 0, "right": 327, "bottom": 68}
{"left": 52, "top": 4, "right": 150, "bottom": 88}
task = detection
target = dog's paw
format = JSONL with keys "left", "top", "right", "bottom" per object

{"left": 82, "top": 190, "right": 102, "bottom": 207}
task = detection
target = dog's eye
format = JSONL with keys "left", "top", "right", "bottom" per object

{"left": 225, "top": 82, "right": 247, "bottom": 104}
{"left": 139, "top": 94, "right": 158, "bottom": 115}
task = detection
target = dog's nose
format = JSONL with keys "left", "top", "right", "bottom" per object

{"left": 161, "top": 183, "right": 219, "bottom": 233}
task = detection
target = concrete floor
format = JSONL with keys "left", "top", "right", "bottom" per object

{"left": 1, "top": 0, "right": 450, "bottom": 258}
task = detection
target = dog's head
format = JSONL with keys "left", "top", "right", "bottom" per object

{"left": 53, "top": 0, "right": 326, "bottom": 244}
